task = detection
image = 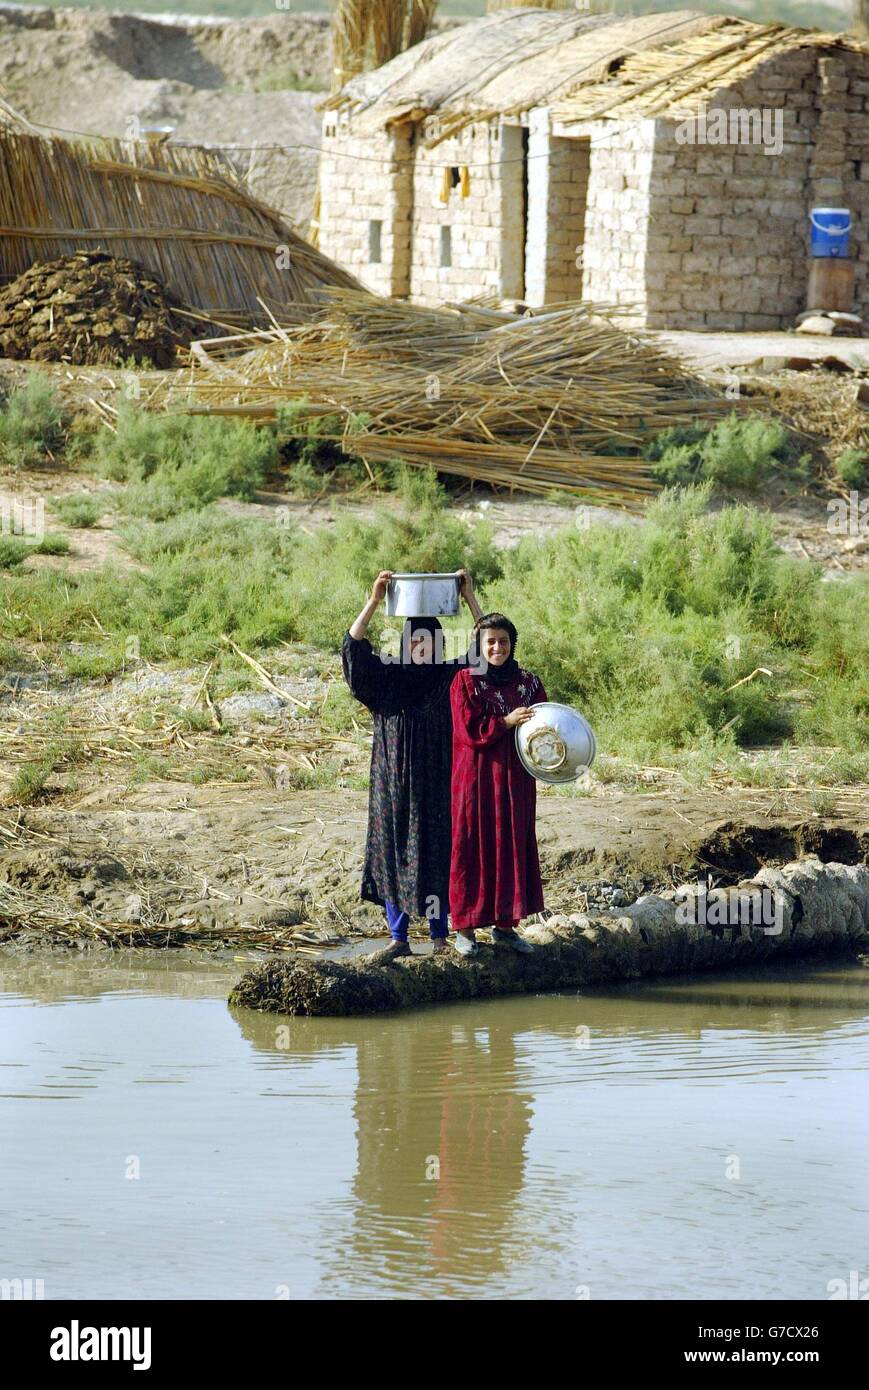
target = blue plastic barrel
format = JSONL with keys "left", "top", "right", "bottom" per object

{"left": 810, "top": 207, "right": 851, "bottom": 258}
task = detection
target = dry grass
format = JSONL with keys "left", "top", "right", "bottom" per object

{"left": 0, "top": 131, "right": 361, "bottom": 331}
{"left": 172, "top": 289, "right": 735, "bottom": 503}
{"left": 740, "top": 370, "right": 868, "bottom": 460}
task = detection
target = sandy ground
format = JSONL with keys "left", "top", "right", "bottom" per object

{"left": 0, "top": 7, "right": 331, "bottom": 229}
{"left": 660, "top": 330, "right": 869, "bottom": 373}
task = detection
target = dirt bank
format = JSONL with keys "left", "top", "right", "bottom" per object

{"left": 0, "top": 6, "right": 331, "bottom": 228}
{"left": 1, "top": 780, "right": 866, "bottom": 952}
{"left": 230, "top": 857, "right": 869, "bottom": 1016}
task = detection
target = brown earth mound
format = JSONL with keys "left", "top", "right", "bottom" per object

{"left": 229, "top": 859, "right": 869, "bottom": 1017}
{"left": 0, "top": 249, "right": 202, "bottom": 367}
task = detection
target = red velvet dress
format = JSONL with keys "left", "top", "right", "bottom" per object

{"left": 449, "top": 665, "right": 547, "bottom": 931}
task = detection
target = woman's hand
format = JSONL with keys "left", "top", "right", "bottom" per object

{"left": 350, "top": 571, "right": 393, "bottom": 639}
{"left": 503, "top": 707, "right": 534, "bottom": 728}
{"left": 371, "top": 571, "right": 393, "bottom": 605}
{"left": 456, "top": 569, "right": 482, "bottom": 621}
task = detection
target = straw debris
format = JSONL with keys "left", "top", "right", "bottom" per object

{"left": 182, "top": 289, "right": 734, "bottom": 503}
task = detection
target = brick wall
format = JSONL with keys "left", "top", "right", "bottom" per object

{"left": 319, "top": 117, "right": 413, "bottom": 298}
{"left": 318, "top": 41, "right": 869, "bottom": 327}
{"left": 642, "top": 45, "right": 869, "bottom": 330}
{"left": 815, "top": 48, "right": 869, "bottom": 325}
{"left": 578, "top": 118, "right": 657, "bottom": 326}
{"left": 525, "top": 109, "right": 589, "bottom": 305}
{"left": 409, "top": 118, "right": 525, "bottom": 304}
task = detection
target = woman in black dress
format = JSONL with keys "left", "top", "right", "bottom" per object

{"left": 342, "top": 569, "right": 482, "bottom": 960}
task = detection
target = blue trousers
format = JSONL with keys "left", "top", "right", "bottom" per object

{"left": 386, "top": 899, "right": 449, "bottom": 941}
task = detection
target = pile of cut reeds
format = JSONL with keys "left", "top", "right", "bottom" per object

{"left": 177, "top": 290, "right": 736, "bottom": 505}
{"left": 0, "top": 131, "right": 361, "bottom": 330}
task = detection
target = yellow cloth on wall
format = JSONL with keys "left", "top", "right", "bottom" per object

{"left": 439, "top": 166, "right": 451, "bottom": 203}
{"left": 460, "top": 166, "right": 470, "bottom": 198}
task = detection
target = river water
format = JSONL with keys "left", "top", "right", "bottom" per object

{"left": 2, "top": 952, "right": 868, "bottom": 1300}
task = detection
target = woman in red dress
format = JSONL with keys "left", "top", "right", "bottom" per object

{"left": 448, "top": 612, "right": 547, "bottom": 957}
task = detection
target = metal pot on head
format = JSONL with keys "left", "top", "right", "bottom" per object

{"left": 386, "top": 573, "right": 460, "bottom": 618}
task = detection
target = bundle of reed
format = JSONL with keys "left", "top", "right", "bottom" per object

{"left": 179, "top": 289, "right": 734, "bottom": 503}
{"left": 331, "top": 0, "right": 439, "bottom": 90}
{"left": 740, "top": 371, "right": 868, "bottom": 458}
{"left": 0, "top": 131, "right": 361, "bottom": 330}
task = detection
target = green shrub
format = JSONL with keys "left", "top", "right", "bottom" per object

{"left": 34, "top": 534, "right": 70, "bottom": 556}
{"left": 485, "top": 485, "right": 866, "bottom": 758}
{"left": 701, "top": 414, "right": 809, "bottom": 490}
{"left": 643, "top": 423, "right": 708, "bottom": 485}
{"left": 51, "top": 494, "right": 103, "bottom": 528}
{"left": 61, "top": 644, "right": 127, "bottom": 680}
{"left": 8, "top": 739, "right": 75, "bottom": 804}
{"left": 0, "top": 533, "right": 70, "bottom": 567}
{"left": 0, "top": 375, "right": 66, "bottom": 469}
{"left": 0, "top": 537, "right": 30, "bottom": 568}
{"left": 835, "top": 448, "right": 869, "bottom": 489}
{"left": 276, "top": 402, "right": 377, "bottom": 494}
{"left": 645, "top": 413, "right": 810, "bottom": 492}
{"left": 91, "top": 404, "right": 276, "bottom": 518}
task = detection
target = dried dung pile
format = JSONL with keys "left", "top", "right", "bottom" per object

{"left": 0, "top": 251, "right": 208, "bottom": 367}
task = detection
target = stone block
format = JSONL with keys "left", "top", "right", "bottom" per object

{"left": 705, "top": 310, "right": 745, "bottom": 328}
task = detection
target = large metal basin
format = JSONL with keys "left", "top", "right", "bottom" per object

{"left": 386, "top": 573, "right": 460, "bottom": 617}
{"left": 515, "top": 702, "right": 597, "bottom": 784}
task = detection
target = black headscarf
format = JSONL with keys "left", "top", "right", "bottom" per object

{"left": 380, "top": 616, "right": 456, "bottom": 708}
{"left": 398, "top": 616, "right": 445, "bottom": 669}
{"left": 471, "top": 612, "right": 520, "bottom": 686}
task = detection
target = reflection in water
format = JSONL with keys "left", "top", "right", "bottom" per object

{"left": 2, "top": 952, "right": 868, "bottom": 1299}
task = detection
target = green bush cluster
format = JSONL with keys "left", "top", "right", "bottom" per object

{"left": 0, "top": 375, "right": 66, "bottom": 470}
{"left": 50, "top": 494, "right": 104, "bottom": 528}
{"left": 485, "top": 484, "right": 868, "bottom": 759}
{"left": 835, "top": 448, "right": 869, "bottom": 490}
{"left": 645, "top": 413, "right": 810, "bottom": 491}
{"left": 89, "top": 402, "right": 276, "bottom": 519}
{"left": 0, "top": 467, "right": 499, "bottom": 665}
{"left": 0, "top": 533, "right": 70, "bottom": 568}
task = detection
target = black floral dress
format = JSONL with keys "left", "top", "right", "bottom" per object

{"left": 341, "top": 632, "right": 463, "bottom": 919}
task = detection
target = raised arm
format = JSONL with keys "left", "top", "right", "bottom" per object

{"left": 343, "top": 571, "right": 394, "bottom": 709}
{"left": 456, "top": 569, "right": 483, "bottom": 624}
{"left": 349, "top": 570, "right": 392, "bottom": 640}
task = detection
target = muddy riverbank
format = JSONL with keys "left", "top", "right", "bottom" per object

{"left": 1, "top": 784, "right": 866, "bottom": 952}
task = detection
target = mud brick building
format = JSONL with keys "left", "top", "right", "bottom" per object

{"left": 318, "top": 8, "right": 869, "bottom": 330}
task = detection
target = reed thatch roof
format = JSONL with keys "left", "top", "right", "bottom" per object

{"left": 324, "top": 8, "right": 867, "bottom": 144}
{"left": 0, "top": 130, "right": 362, "bottom": 329}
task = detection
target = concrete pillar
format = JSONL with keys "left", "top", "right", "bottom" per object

{"left": 524, "top": 108, "right": 551, "bottom": 307}
{"left": 497, "top": 122, "right": 526, "bottom": 300}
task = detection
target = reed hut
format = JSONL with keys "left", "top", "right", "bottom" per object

{"left": 0, "top": 129, "right": 361, "bottom": 329}
{"left": 318, "top": 8, "right": 869, "bottom": 330}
